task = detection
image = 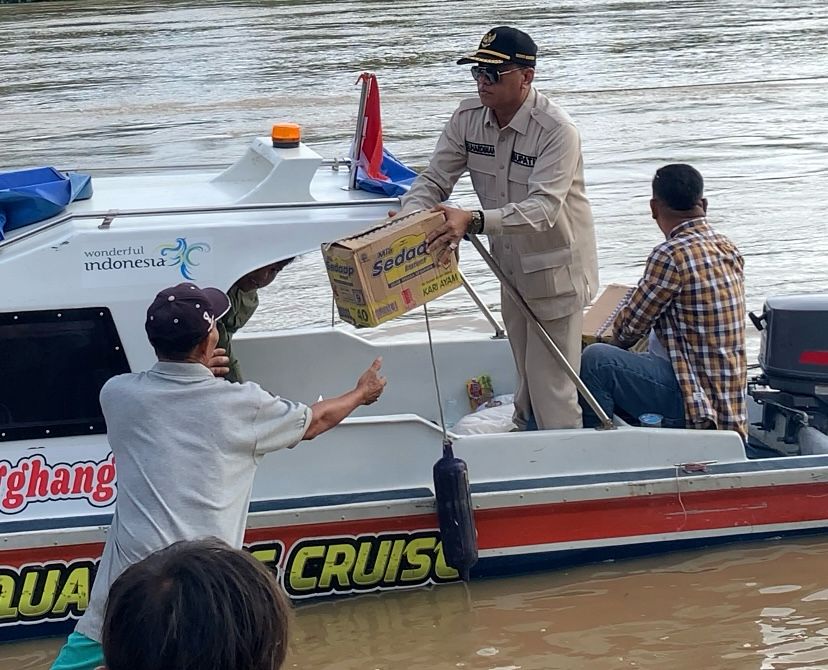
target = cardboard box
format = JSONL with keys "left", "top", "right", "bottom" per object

{"left": 582, "top": 283, "right": 647, "bottom": 352}
{"left": 322, "top": 210, "right": 462, "bottom": 328}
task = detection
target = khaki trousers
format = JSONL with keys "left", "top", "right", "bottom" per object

{"left": 501, "top": 292, "right": 583, "bottom": 430}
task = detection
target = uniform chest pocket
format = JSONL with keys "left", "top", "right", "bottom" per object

{"left": 467, "top": 152, "right": 497, "bottom": 206}
{"left": 507, "top": 162, "right": 532, "bottom": 202}
{"left": 508, "top": 162, "right": 533, "bottom": 185}
{"left": 518, "top": 246, "right": 576, "bottom": 299}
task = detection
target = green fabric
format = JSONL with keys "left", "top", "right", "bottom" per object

{"left": 50, "top": 632, "right": 104, "bottom": 670}
{"left": 216, "top": 284, "right": 259, "bottom": 383}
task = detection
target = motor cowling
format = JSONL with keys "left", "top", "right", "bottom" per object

{"left": 753, "top": 295, "right": 828, "bottom": 395}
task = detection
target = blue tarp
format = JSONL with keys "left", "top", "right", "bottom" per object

{"left": 0, "top": 167, "right": 93, "bottom": 240}
{"left": 355, "top": 148, "right": 418, "bottom": 197}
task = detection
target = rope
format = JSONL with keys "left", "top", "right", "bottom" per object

{"left": 673, "top": 465, "right": 689, "bottom": 531}
{"left": 424, "top": 303, "right": 448, "bottom": 444}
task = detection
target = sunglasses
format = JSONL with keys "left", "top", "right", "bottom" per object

{"left": 470, "top": 65, "right": 523, "bottom": 85}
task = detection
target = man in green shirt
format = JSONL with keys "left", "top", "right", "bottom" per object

{"left": 217, "top": 257, "right": 295, "bottom": 382}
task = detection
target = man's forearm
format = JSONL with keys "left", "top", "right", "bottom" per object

{"left": 303, "top": 389, "right": 364, "bottom": 440}
{"left": 481, "top": 194, "right": 562, "bottom": 235}
{"left": 400, "top": 172, "right": 452, "bottom": 213}
{"left": 400, "top": 115, "right": 468, "bottom": 213}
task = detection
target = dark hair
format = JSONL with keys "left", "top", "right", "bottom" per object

{"left": 652, "top": 163, "right": 704, "bottom": 211}
{"left": 150, "top": 334, "right": 205, "bottom": 362}
{"left": 102, "top": 538, "right": 291, "bottom": 670}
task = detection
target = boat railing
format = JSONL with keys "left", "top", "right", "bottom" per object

{"left": 0, "top": 196, "right": 399, "bottom": 251}
{"left": 61, "top": 156, "right": 352, "bottom": 176}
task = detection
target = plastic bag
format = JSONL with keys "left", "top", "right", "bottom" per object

{"left": 452, "top": 394, "right": 516, "bottom": 435}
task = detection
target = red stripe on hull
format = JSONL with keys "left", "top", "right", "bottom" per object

{"left": 475, "top": 481, "right": 828, "bottom": 549}
{"left": 245, "top": 513, "right": 439, "bottom": 547}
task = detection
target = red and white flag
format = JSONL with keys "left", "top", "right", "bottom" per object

{"left": 355, "top": 72, "right": 387, "bottom": 181}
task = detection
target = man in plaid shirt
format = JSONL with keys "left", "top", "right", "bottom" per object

{"left": 580, "top": 164, "right": 747, "bottom": 438}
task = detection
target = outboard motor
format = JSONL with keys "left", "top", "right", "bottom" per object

{"left": 748, "top": 295, "right": 828, "bottom": 453}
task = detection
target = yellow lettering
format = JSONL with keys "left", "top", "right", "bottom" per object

{"left": 0, "top": 574, "right": 18, "bottom": 620}
{"left": 400, "top": 537, "right": 436, "bottom": 582}
{"left": 383, "top": 539, "right": 407, "bottom": 583}
{"left": 18, "top": 569, "right": 59, "bottom": 618}
{"left": 353, "top": 540, "right": 391, "bottom": 587}
{"left": 251, "top": 548, "right": 277, "bottom": 563}
{"left": 318, "top": 543, "right": 356, "bottom": 590}
{"left": 288, "top": 545, "right": 325, "bottom": 593}
{"left": 434, "top": 542, "right": 460, "bottom": 580}
{"left": 439, "top": 272, "right": 459, "bottom": 288}
{"left": 53, "top": 567, "right": 89, "bottom": 615}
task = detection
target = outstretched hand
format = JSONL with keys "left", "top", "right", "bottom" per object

{"left": 303, "top": 357, "right": 388, "bottom": 440}
{"left": 356, "top": 357, "right": 387, "bottom": 405}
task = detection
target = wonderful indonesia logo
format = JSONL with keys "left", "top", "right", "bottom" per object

{"left": 83, "top": 237, "right": 211, "bottom": 280}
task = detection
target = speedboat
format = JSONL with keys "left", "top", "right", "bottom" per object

{"left": 1, "top": 76, "right": 827, "bottom": 643}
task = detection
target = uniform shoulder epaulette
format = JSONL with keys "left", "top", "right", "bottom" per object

{"left": 457, "top": 97, "right": 484, "bottom": 113}
{"left": 530, "top": 100, "right": 576, "bottom": 133}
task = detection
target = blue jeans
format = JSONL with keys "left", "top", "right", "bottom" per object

{"left": 579, "top": 343, "right": 685, "bottom": 428}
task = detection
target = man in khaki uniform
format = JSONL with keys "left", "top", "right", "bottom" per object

{"left": 399, "top": 26, "right": 598, "bottom": 429}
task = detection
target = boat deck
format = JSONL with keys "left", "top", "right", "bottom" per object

{"left": 64, "top": 161, "right": 379, "bottom": 214}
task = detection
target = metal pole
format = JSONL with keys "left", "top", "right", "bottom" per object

{"left": 349, "top": 73, "right": 370, "bottom": 191}
{"left": 467, "top": 234, "right": 614, "bottom": 430}
{"left": 457, "top": 268, "right": 506, "bottom": 339}
{"left": 0, "top": 197, "right": 400, "bottom": 251}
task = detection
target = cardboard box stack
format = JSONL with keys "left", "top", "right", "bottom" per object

{"left": 322, "top": 210, "right": 462, "bottom": 328}
{"left": 582, "top": 283, "right": 647, "bottom": 352}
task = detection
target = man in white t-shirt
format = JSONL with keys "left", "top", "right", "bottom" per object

{"left": 50, "top": 282, "right": 386, "bottom": 670}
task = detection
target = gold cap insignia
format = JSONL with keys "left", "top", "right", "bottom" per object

{"left": 480, "top": 31, "right": 496, "bottom": 48}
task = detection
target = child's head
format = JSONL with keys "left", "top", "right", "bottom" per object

{"left": 101, "top": 538, "right": 290, "bottom": 670}
{"left": 236, "top": 257, "right": 295, "bottom": 292}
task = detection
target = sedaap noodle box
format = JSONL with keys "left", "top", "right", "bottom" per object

{"left": 322, "top": 210, "right": 462, "bottom": 328}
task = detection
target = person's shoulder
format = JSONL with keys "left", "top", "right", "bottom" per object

{"left": 100, "top": 371, "right": 144, "bottom": 404}
{"left": 653, "top": 229, "right": 721, "bottom": 270}
{"left": 102, "top": 371, "right": 141, "bottom": 392}
{"left": 647, "top": 237, "right": 682, "bottom": 268}
{"left": 708, "top": 226, "right": 740, "bottom": 249}
{"left": 455, "top": 96, "right": 485, "bottom": 114}
{"left": 706, "top": 228, "right": 745, "bottom": 267}
{"left": 237, "top": 381, "right": 307, "bottom": 430}
{"left": 224, "top": 379, "right": 278, "bottom": 407}
{"left": 530, "top": 90, "right": 577, "bottom": 133}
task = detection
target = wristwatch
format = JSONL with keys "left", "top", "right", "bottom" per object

{"left": 468, "top": 210, "right": 485, "bottom": 235}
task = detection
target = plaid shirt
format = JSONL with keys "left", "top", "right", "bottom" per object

{"left": 612, "top": 218, "right": 747, "bottom": 437}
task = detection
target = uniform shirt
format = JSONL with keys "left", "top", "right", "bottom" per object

{"left": 612, "top": 218, "right": 747, "bottom": 437}
{"left": 400, "top": 87, "right": 598, "bottom": 320}
{"left": 216, "top": 284, "right": 259, "bottom": 383}
{"left": 75, "top": 361, "right": 311, "bottom": 642}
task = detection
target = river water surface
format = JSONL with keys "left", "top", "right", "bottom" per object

{"left": 2, "top": 0, "right": 828, "bottom": 668}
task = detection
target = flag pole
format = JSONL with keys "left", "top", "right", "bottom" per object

{"left": 350, "top": 73, "right": 370, "bottom": 191}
